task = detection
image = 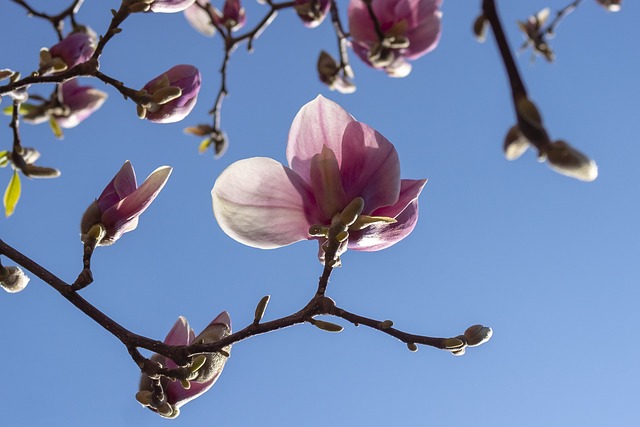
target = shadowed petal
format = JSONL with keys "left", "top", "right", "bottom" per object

{"left": 164, "top": 316, "right": 195, "bottom": 347}
{"left": 404, "top": 9, "right": 442, "bottom": 59}
{"left": 212, "top": 157, "right": 321, "bottom": 249}
{"left": 340, "top": 121, "right": 401, "bottom": 213}
{"left": 286, "top": 96, "right": 355, "bottom": 184}
{"left": 349, "top": 179, "right": 426, "bottom": 251}
{"left": 97, "top": 161, "right": 136, "bottom": 213}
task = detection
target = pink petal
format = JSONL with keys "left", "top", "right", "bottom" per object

{"left": 286, "top": 96, "right": 356, "bottom": 185}
{"left": 102, "top": 166, "right": 172, "bottom": 232}
{"left": 339, "top": 121, "right": 401, "bottom": 213}
{"left": 184, "top": 2, "right": 216, "bottom": 36}
{"left": 212, "top": 158, "right": 322, "bottom": 249}
{"left": 96, "top": 161, "right": 137, "bottom": 213}
{"left": 164, "top": 316, "right": 195, "bottom": 347}
{"left": 347, "top": 0, "right": 378, "bottom": 44}
{"left": 309, "top": 145, "right": 348, "bottom": 219}
{"left": 404, "top": 9, "right": 442, "bottom": 59}
{"left": 349, "top": 178, "right": 426, "bottom": 251}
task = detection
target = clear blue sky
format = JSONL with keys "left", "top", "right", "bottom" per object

{"left": 1, "top": 1, "right": 638, "bottom": 426}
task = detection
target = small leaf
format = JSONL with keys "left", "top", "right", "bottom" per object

{"left": 4, "top": 170, "right": 21, "bottom": 217}
{"left": 198, "top": 138, "right": 211, "bottom": 154}
{"left": 48, "top": 116, "right": 63, "bottom": 139}
{"left": 0, "top": 151, "right": 8, "bottom": 167}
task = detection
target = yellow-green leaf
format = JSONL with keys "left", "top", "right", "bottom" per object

{"left": 198, "top": 138, "right": 211, "bottom": 154}
{"left": 2, "top": 103, "right": 36, "bottom": 116}
{"left": 4, "top": 170, "right": 21, "bottom": 217}
{"left": 48, "top": 116, "right": 63, "bottom": 139}
{"left": 0, "top": 151, "right": 8, "bottom": 167}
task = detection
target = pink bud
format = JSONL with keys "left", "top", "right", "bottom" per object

{"left": 141, "top": 65, "right": 201, "bottom": 123}
{"left": 80, "top": 161, "right": 172, "bottom": 245}
{"left": 213, "top": 0, "right": 246, "bottom": 32}
{"left": 54, "top": 79, "right": 107, "bottom": 128}
{"left": 48, "top": 30, "right": 95, "bottom": 70}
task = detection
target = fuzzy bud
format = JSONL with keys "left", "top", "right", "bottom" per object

{"left": 0, "top": 266, "right": 30, "bottom": 293}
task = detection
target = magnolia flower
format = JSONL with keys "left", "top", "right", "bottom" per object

{"left": 294, "top": 0, "right": 331, "bottom": 28}
{"left": 517, "top": 8, "right": 554, "bottom": 62}
{"left": 41, "top": 30, "right": 95, "bottom": 74}
{"left": 54, "top": 79, "right": 107, "bottom": 128}
{"left": 137, "top": 312, "right": 232, "bottom": 418}
{"left": 348, "top": 0, "right": 442, "bottom": 77}
{"left": 184, "top": 0, "right": 216, "bottom": 36}
{"left": 149, "top": 0, "right": 196, "bottom": 13}
{"left": 213, "top": 0, "right": 246, "bottom": 32}
{"left": 212, "top": 95, "right": 426, "bottom": 264}
{"left": 80, "top": 161, "right": 172, "bottom": 246}
{"left": 139, "top": 65, "right": 201, "bottom": 124}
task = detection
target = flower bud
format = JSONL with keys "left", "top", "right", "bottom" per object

{"left": 473, "top": 14, "right": 488, "bottom": 42}
{"left": 140, "top": 65, "right": 201, "bottom": 123}
{"left": 464, "top": 324, "right": 493, "bottom": 347}
{"left": 54, "top": 79, "right": 108, "bottom": 129}
{"left": 43, "top": 30, "right": 96, "bottom": 74}
{"left": 0, "top": 266, "right": 29, "bottom": 293}
{"left": 294, "top": 0, "right": 331, "bottom": 28}
{"left": 213, "top": 0, "right": 246, "bottom": 32}
{"left": 503, "top": 125, "right": 530, "bottom": 160}
{"left": 545, "top": 140, "right": 598, "bottom": 182}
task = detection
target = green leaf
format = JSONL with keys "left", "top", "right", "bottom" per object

{"left": 2, "top": 103, "right": 36, "bottom": 116}
{"left": 48, "top": 116, "right": 63, "bottom": 139}
{"left": 4, "top": 170, "right": 21, "bottom": 217}
{"left": 0, "top": 151, "right": 8, "bottom": 167}
{"left": 198, "top": 138, "right": 211, "bottom": 154}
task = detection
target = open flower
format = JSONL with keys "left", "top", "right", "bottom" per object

{"left": 54, "top": 79, "right": 107, "bottom": 128}
{"left": 137, "top": 312, "right": 232, "bottom": 418}
{"left": 348, "top": 0, "right": 442, "bottom": 77}
{"left": 212, "top": 95, "right": 426, "bottom": 264}
{"left": 138, "top": 65, "right": 201, "bottom": 124}
{"left": 294, "top": 0, "right": 331, "bottom": 28}
{"left": 80, "top": 161, "right": 172, "bottom": 246}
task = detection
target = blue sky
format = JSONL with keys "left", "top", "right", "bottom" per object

{"left": 1, "top": 1, "right": 639, "bottom": 426}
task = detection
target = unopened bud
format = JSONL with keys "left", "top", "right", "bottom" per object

{"left": 516, "top": 97, "right": 543, "bottom": 128}
{"left": 22, "top": 164, "right": 61, "bottom": 179}
{"left": 311, "top": 319, "right": 343, "bottom": 333}
{"left": 503, "top": 125, "right": 529, "bottom": 160}
{"left": 473, "top": 14, "right": 487, "bottom": 42}
{"left": 407, "top": 342, "right": 418, "bottom": 352}
{"left": 136, "top": 104, "right": 147, "bottom": 120}
{"left": 135, "top": 390, "right": 153, "bottom": 406}
{"left": 0, "top": 69, "right": 12, "bottom": 81}
{"left": 450, "top": 347, "right": 466, "bottom": 356}
{"left": 545, "top": 140, "right": 598, "bottom": 182}
{"left": 444, "top": 337, "right": 465, "bottom": 350}
{"left": 0, "top": 266, "right": 29, "bottom": 293}
{"left": 378, "top": 320, "right": 394, "bottom": 329}
{"left": 464, "top": 324, "right": 493, "bottom": 347}
{"left": 254, "top": 295, "right": 270, "bottom": 323}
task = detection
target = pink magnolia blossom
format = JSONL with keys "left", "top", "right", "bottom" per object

{"left": 213, "top": 0, "right": 246, "bottom": 32}
{"left": 149, "top": 0, "right": 196, "bottom": 13}
{"left": 137, "top": 312, "right": 232, "bottom": 418}
{"left": 141, "top": 64, "right": 201, "bottom": 123}
{"left": 54, "top": 79, "right": 107, "bottom": 128}
{"left": 212, "top": 96, "right": 426, "bottom": 263}
{"left": 80, "top": 161, "right": 172, "bottom": 246}
{"left": 184, "top": 0, "right": 216, "bottom": 36}
{"left": 48, "top": 31, "right": 95, "bottom": 70}
{"left": 294, "top": 0, "right": 331, "bottom": 28}
{"left": 348, "top": 0, "right": 442, "bottom": 77}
